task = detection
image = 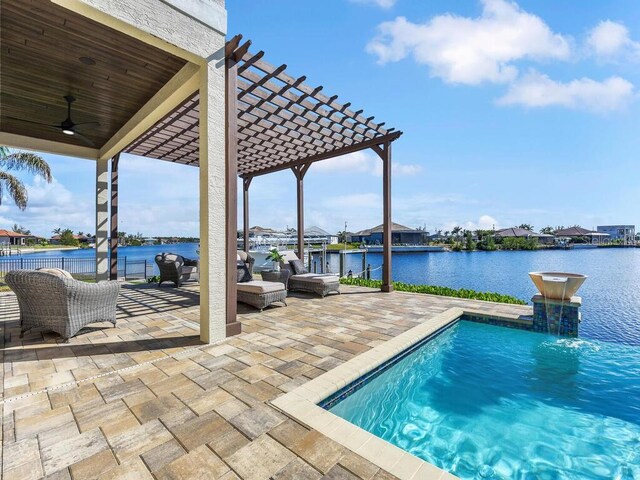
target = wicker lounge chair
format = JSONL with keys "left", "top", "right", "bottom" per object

{"left": 279, "top": 251, "right": 340, "bottom": 297}
{"left": 155, "top": 253, "right": 198, "bottom": 287}
{"left": 236, "top": 251, "right": 287, "bottom": 311}
{"left": 5, "top": 269, "right": 120, "bottom": 341}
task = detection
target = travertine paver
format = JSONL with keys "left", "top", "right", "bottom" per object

{"left": 0, "top": 283, "right": 531, "bottom": 479}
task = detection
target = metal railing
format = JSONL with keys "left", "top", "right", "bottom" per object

{"left": 0, "top": 257, "right": 153, "bottom": 282}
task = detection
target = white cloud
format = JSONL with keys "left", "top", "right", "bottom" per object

{"left": 441, "top": 215, "right": 500, "bottom": 233}
{"left": 0, "top": 176, "right": 94, "bottom": 236}
{"left": 366, "top": 0, "right": 570, "bottom": 85}
{"left": 497, "top": 71, "right": 634, "bottom": 112}
{"left": 586, "top": 20, "right": 639, "bottom": 59}
{"left": 349, "top": 0, "right": 396, "bottom": 9}
{"left": 312, "top": 150, "right": 422, "bottom": 177}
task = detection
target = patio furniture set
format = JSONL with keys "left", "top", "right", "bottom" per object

{"left": 154, "top": 250, "right": 340, "bottom": 311}
{"left": 3, "top": 251, "right": 340, "bottom": 342}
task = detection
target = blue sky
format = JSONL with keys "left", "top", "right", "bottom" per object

{"left": 2, "top": 0, "right": 640, "bottom": 237}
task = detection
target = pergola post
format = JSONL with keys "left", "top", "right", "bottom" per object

{"left": 109, "top": 153, "right": 120, "bottom": 281}
{"left": 95, "top": 157, "right": 109, "bottom": 282}
{"left": 372, "top": 142, "right": 393, "bottom": 292}
{"left": 224, "top": 52, "right": 241, "bottom": 337}
{"left": 292, "top": 164, "right": 310, "bottom": 259}
{"left": 243, "top": 177, "right": 252, "bottom": 253}
{"left": 198, "top": 45, "right": 228, "bottom": 344}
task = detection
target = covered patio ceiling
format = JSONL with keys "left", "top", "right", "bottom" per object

{"left": 0, "top": 0, "right": 188, "bottom": 149}
{"left": 125, "top": 35, "right": 401, "bottom": 178}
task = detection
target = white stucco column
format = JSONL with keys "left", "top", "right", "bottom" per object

{"left": 95, "top": 156, "right": 109, "bottom": 281}
{"left": 199, "top": 45, "right": 227, "bottom": 344}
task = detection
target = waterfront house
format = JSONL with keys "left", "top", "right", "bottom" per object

{"left": 555, "top": 226, "right": 608, "bottom": 244}
{"left": 0, "top": 229, "right": 41, "bottom": 246}
{"left": 49, "top": 234, "right": 92, "bottom": 245}
{"left": 350, "top": 222, "right": 427, "bottom": 245}
{"left": 494, "top": 227, "right": 555, "bottom": 245}
{"left": 597, "top": 225, "right": 636, "bottom": 244}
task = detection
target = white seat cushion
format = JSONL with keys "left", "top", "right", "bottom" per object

{"left": 291, "top": 274, "right": 339, "bottom": 284}
{"left": 180, "top": 266, "right": 198, "bottom": 275}
{"left": 237, "top": 280, "right": 285, "bottom": 294}
{"left": 37, "top": 268, "right": 73, "bottom": 279}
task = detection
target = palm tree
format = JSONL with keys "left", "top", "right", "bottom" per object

{"left": 518, "top": 223, "right": 534, "bottom": 231}
{"left": 0, "top": 146, "right": 52, "bottom": 210}
{"left": 52, "top": 227, "right": 62, "bottom": 235}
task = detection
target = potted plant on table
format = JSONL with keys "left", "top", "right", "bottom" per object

{"left": 266, "top": 248, "right": 284, "bottom": 272}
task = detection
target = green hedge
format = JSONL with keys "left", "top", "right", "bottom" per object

{"left": 339, "top": 277, "right": 527, "bottom": 305}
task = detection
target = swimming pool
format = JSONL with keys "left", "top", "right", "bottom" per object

{"left": 325, "top": 321, "right": 640, "bottom": 479}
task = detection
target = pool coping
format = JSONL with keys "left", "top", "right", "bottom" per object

{"left": 270, "top": 307, "right": 465, "bottom": 480}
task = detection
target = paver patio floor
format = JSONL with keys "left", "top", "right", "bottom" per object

{"left": 0, "top": 283, "right": 531, "bottom": 479}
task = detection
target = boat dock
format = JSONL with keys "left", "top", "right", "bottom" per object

{"left": 0, "top": 247, "right": 22, "bottom": 257}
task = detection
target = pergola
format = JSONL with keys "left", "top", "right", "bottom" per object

{"left": 0, "top": 0, "right": 401, "bottom": 343}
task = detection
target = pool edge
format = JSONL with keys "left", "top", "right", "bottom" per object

{"left": 270, "top": 307, "right": 464, "bottom": 480}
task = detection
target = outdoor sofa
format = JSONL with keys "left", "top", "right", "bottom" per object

{"left": 5, "top": 268, "right": 120, "bottom": 341}
{"left": 155, "top": 253, "right": 198, "bottom": 287}
{"left": 235, "top": 251, "right": 287, "bottom": 311}
{"left": 279, "top": 251, "right": 340, "bottom": 297}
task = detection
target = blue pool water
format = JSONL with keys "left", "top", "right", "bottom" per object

{"left": 328, "top": 321, "right": 640, "bottom": 479}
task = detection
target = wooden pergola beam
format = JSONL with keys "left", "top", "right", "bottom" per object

{"left": 242, "top": 131, "right": 402, "bottom": 177}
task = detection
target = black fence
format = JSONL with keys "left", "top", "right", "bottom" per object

{"left": 0, "top": 257, "right": 153, "bottom": 282}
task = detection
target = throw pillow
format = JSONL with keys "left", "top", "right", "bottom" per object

{"left": 289, "top": 259, "right": 308, "bottom": 275}
{"left": 237, "top": 260, "right": 252, "bottom": 283}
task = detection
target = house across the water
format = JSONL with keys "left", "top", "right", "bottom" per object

{"left": 0, "top": 229, "right": 42, "bottom": 246}
{"left": 349, "top": 223, "right": 427, "bottom": 245}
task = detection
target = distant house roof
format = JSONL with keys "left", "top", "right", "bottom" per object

{"left": 555, "top": 226, "right": 596, "bottom": 237}
{"left": 0, "top": 229, "right": 29, "bottom": 237}
{"left": 304, "top": 226, "right": 332, "bottom": 237}
{"left": 354, "top": 222, "right": 420, "bottom": 236}
{"left": 495, "top": 227, "right": 539, "bottom": 238}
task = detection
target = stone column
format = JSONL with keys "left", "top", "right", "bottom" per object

{"left": 199, "top": 48, "right": 227, "bottom": 344}
{"left": 95, "top": 156, "right": 109, "bottom": 282}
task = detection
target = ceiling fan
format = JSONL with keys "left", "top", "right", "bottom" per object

{"left": 6, "top": 95, "right": 100, "bottom": 146}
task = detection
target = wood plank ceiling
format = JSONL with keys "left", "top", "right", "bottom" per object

{"left": 126, "top": 36, "right": 401, "bottom": 177}
{"left": 0, "top": 0, "right": 187, "bottom": 148}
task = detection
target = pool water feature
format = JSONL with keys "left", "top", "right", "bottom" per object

{"left": 326, "top": 321, "right": 640, "bottom": 479}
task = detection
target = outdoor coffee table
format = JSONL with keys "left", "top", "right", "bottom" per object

{"left": 261, "top": 269, "right": 290, "bottom": 287}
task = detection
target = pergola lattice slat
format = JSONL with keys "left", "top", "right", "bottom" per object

{"left": 123, "top": 35, "right": 401, "bottom": 178}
